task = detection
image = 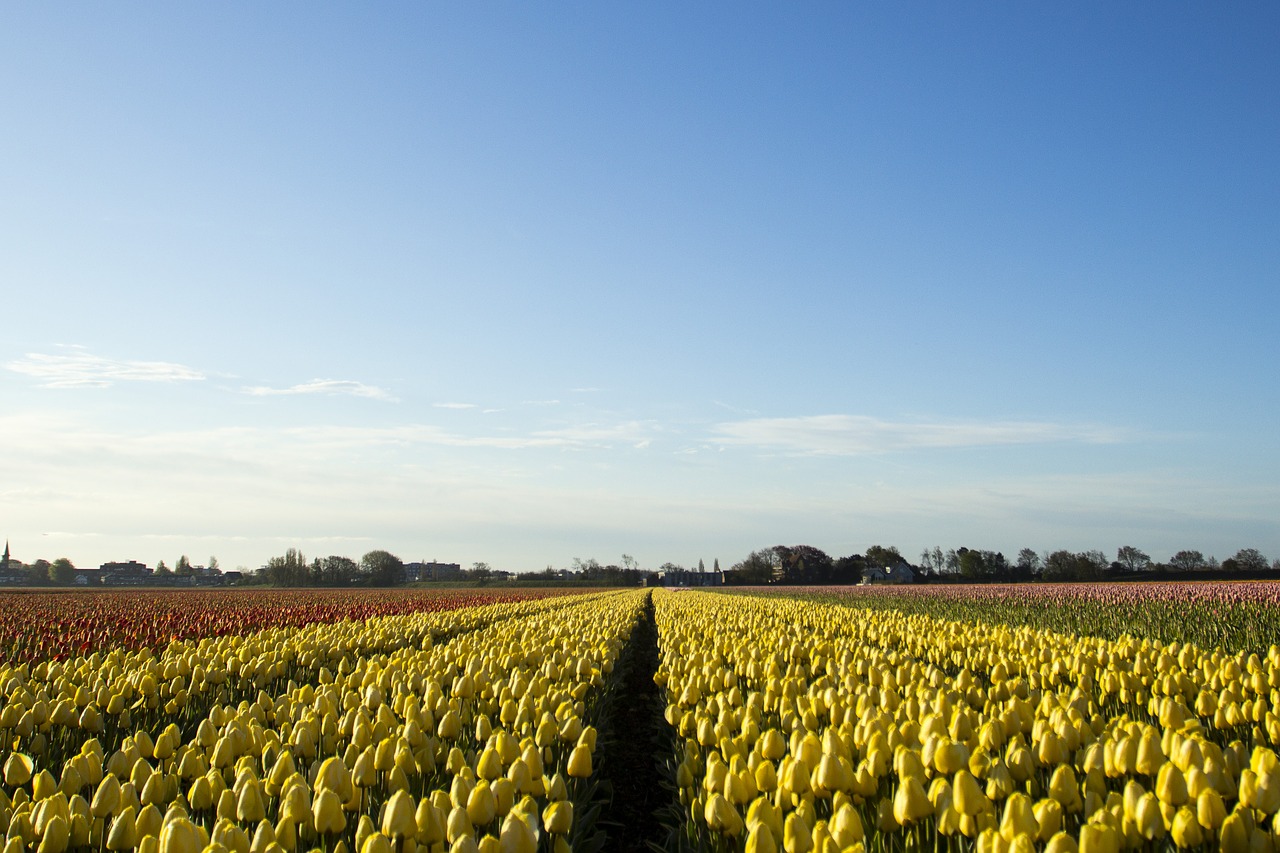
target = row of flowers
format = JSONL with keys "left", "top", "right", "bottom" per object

{"left": 743, "top": 582, "right": 1280, "bottom": 656}
{"left": 0, "top": 590, "right": 575, "bottom": 666}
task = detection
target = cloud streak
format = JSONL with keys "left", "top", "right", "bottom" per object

{"left": 243, "top": 379, "right": 397, "bottom": 401}
{"left": 7, "top": 352, "right": 205, "bottom": 388}
{"left": 713, "top": 414, "right": 1129, "bottom": 455}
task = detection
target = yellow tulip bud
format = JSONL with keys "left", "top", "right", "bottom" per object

{"left": 1077, "top": 822, "right": 1119, "bottom": 853}
{"left": 954, "top": 770, "right": 987, "bottom": 817}
{"left": 312, "top": 790, "right": 346, "bottom": 836}
{"left": 1170, "top": 807, "right": 1204, "bottom": 848}
{"left": 211, "top": 819, "right": 249, "bottom": 853}
{"left": 237, "top": 780, "right": 266, "bottom": 824}
{"left": 497, "top": 811, "right": 536, "bottom": 853}
{"left": 92, "top": 775, "right": 122, "bottom": 819}
{"left": 445, "top": 806, "right": 472, "bottom": 845}
{"left": 783, "top": 811, "right": 813, "bottom": 852}
{"left": 1133, "top": 793, "right": 1163, "bottom": 841}
{"left": 999, "top": 793, "right": 1038, "bottom": 843}
{"left": 1155, "top": 762, "right": 1188, "bottom": 806}
{"left": 158, "top": 818, "right": 202, "bottom": 853}
{"left": 565, "top": 745, "right": 592, "bottom": 779}
{"left": 382, "top": 791, "right": 417, "bottom": 839}
{"left": 136, "top": 803, "right": 162, "bottom": 841}
{"left": 1043, "top": 831, "right": 1078, "bottom": 853}
{"left": 1135, "top": 730, "right": 1164, "bottom": 776}
{"left": 745, "top": 822, "right": 778, "bottom": 853}
{"left": 894, "top": 777, "right": 932, "bottom": 826}
{"left": 106, "top": 806, "right": 139, "bottom": 851}
{"left": 829, "top": 803, "right": 863, "bottom": 847}
{"left": 703, "top": 793, "right": 743, "bottom": 837}
{"left": 1219, "top": 812, "right": 1250, "bottom": 853}
{"left": 4, "top": 753, "right": 34, "bottom": 783}
{"left": 38, "top": 815, "right": 70, "bottom": 853}
{"left": 1032, "top": 798, "right": 1062, "bottom": 841}
{"left": 466, "top": 780, "right": 497, "bottom": 827}
{"left": 542, "top": 800, "right": 573, "bottom": 835}
{"left": 1047, "top": 765, "right": 1082, "bottom": 813}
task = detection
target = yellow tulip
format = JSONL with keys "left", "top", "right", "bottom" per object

{"left": 38, "top": 815, "right": 70, "bottom": 853}
{"left": 1032, "top": 798, "right": 1062, "bottom": 841}
{"left": 828, "top": 802, "right": 863, "bottom": 847}
{"left": 999, "top": 794, "right": 1038, "bottom": 843}
{"left": 158, "top": 818, "right": 203, "bottom": 853}
{"left": 106, "top": 806, "right": 138, "bottom": 851}
{"left": 565, "top": 745, "right": 592, "bottom": 779}
{"left": 954, "top": 770, "right": 987, "bottom": 817}
{"left": 446, "top": 806, "right": 473, "bottom": 845}
{"left": 705, "top": 793, "right": 744, "bottom": 837}
{"left": 381, "top": 791, "right": 417, "bottom": 839}
{"left": 745, "top": 822, "right": 778, "bottom": 853}
{"left": 1133, "top": 793, "right": 1164, "bottom": 841}
{"left": 783, "top": 812, "right": 813, "bottom": 853}
{"left": 893, "top": 777, "right": 932, "bottom": 826}
{"left": 1169, "top": 807, "right": 1204, "bottom": 848}
{"left": 466, "top": 780, "right": 497, "bottom": 827}
{"left": 1196, "top": 788, "right": 1226, "bottom": 831}
{"left": 1219, "top": 812, "right": 1250, "bottom": 853}
{"left": 1155, "top": 762, "right": 1188, "bottom": 806}
{"left": 1077, "top": 822, "right": 1119, "bottom": 853}
{"left": 495, "top": 813, "right": 534, "bottom": 853}
{"left": 1047, "top": 765, "right": 1082, "bottom": 814}
{"left": 311, "top": 790, "right": 346, "bottom": 836}
{"left": 91, "top": 775, "right": 122, "bottom": 819}
{"left": 359, "top": 834, "right": 391, "bottom": 853}
{"left": 542, "top": 801, "right": 572, "bottom": 835}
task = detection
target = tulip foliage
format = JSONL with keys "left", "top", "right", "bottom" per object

{"left": 654, "top": 587, "right": 1280, "bottom": 852}
{"left": 1, "top": 588, "right": 649, "bottom": 853}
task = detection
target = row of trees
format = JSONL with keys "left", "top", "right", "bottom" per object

{"left": 718, "top": 543, "right": 1278, "bottom": 586}
{"left": 256, "top": 549, "right": 408, "bottom": 587}
{"left": 727, "top": 544, "right": 906, "bottom": 585}
{"left": 917, "top": 545, "right": 1278, "bottom": 582}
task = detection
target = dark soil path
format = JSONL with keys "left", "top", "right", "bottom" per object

{"left": 598, "top": 591, "right": 667, "bottom": 852}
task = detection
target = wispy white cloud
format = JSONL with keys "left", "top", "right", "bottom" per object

{"left": 243, "top": 379, "right": 397, "bottom": 402}
{"left": 713, "top": 414, "right": 1129, "bottom": 456}
{"left": 7, "top": 351, "right": 205, "bottom": 388}
{"left": 434, "top": 402, "right": 477, "bottom": 409}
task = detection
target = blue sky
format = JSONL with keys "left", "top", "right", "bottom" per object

{"left": 2, "top": 3, "right": 1277, "bottom": 573}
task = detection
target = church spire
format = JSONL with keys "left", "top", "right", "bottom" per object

{"left": 2, "top": 541, "right": 8, "bottom": 568}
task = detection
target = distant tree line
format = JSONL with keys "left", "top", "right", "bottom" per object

{"left": 720, "top": 543, "right": 1279, "bottom": 585}
{"left": 916, "top": 545, "right": 1278, "bottom": 583}
{"left": 725, "top": 544, "right": 906, "bottom": 585}
{"left": 520, "top": 556, "right": 652, "bottom": 586}
{"left": 252, "top": 549, "right": 408, "bottom": 587}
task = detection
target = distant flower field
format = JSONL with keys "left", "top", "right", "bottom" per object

{"left": 737, "top": 581, "right": 1280, "bottom": 654}
{"left": 6, "top": 580, "right": 1280, "bottom": 852}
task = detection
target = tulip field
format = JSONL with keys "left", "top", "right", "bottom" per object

{"left": 0, "top": 588, "right": 637, "bottom": 853}
{"left": 656, "top": 585, "right": 1280, "bottom": 853}
{"left": 6, "top": 582, "right": 1280, "bottom": 853}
